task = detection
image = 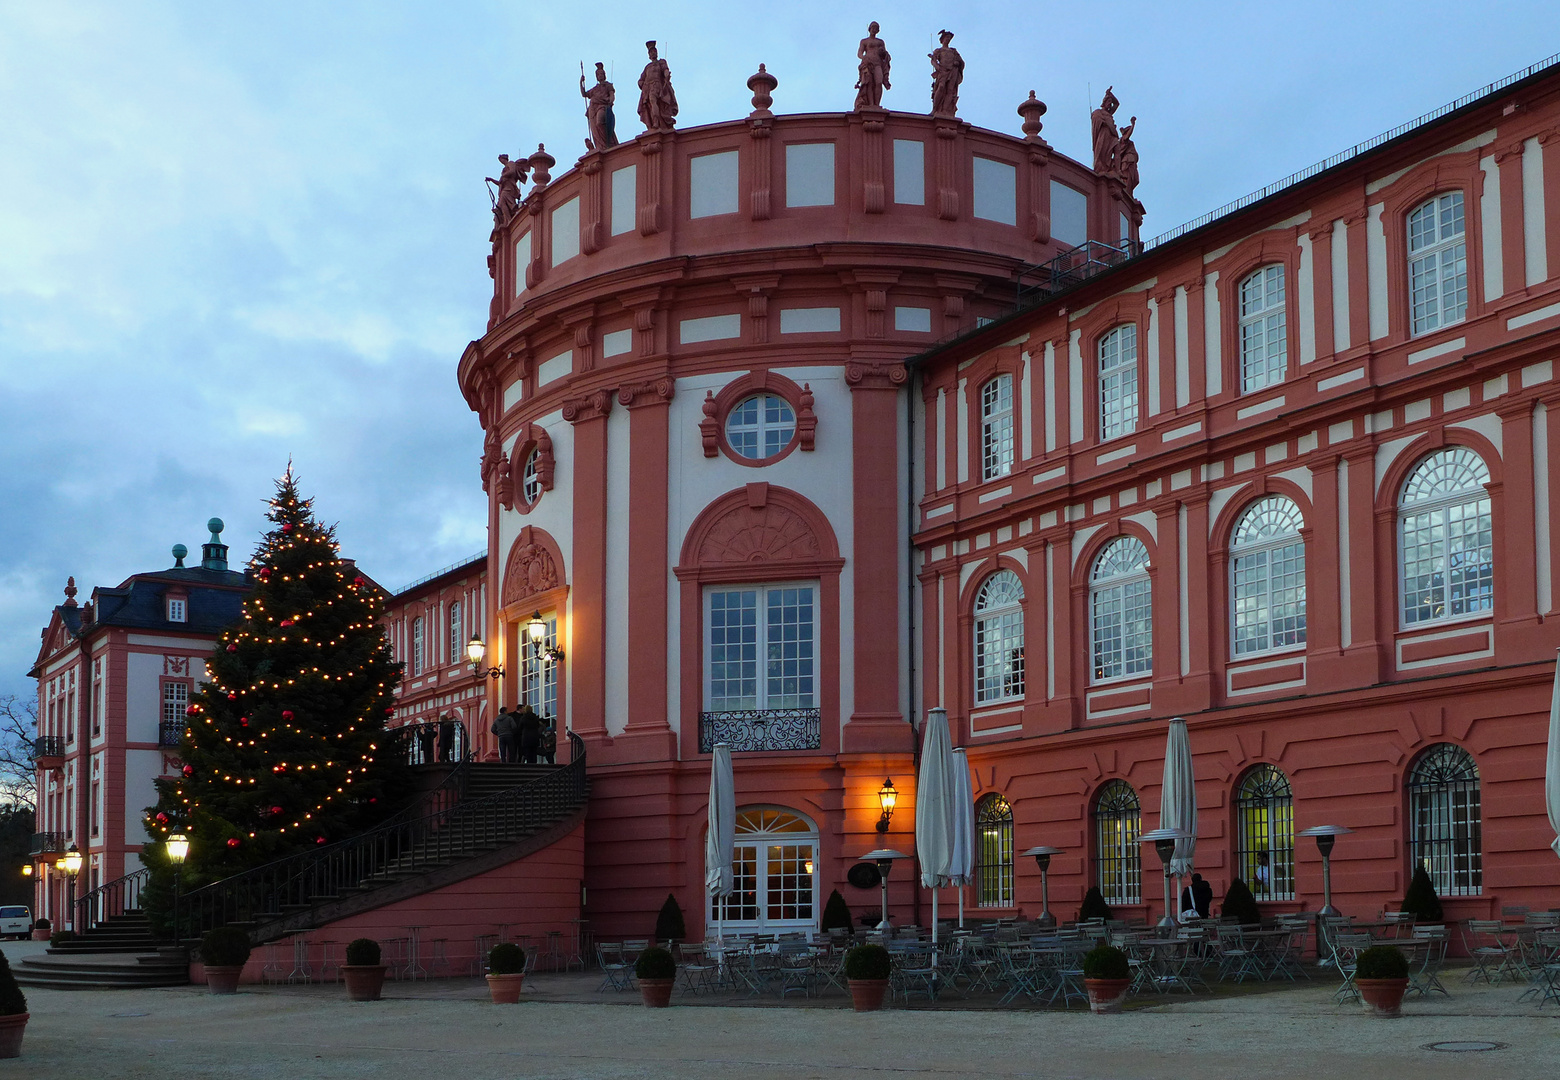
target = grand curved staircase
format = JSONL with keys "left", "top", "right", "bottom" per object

{"left": 15, "top": 729, "right": 588, "bottom": 989}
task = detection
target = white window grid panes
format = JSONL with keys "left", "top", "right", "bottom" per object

{"left": 1098, "top": 324, "right": 1138, "bottom": 440}
{"left": 522, "top": 448, "right": 543, "bottom": 504}
{"left": 520, "top": 615, "right": 559, "bottom": 719}
{"left": 1090, "top": 537, "right": 1152, "bottom": 682}
{"left": 1238, "top": 264, "right": 1287, "bottom": 393}
{"left": 725, "top": 394, "right": 796, "bottom": 460}
{"left": 1398, "top": 448, "right": 1493, "bottom": 626}
{"left": 411, "top": 617, "right": 425, "bottom": 676}
{"left": 167, "top": 599, "right": 186, "bottom": 622}
{"left": 1407, "top": 744, "right": 1482, "bottom": 896}
{"left": 980, "top": 375, "right": 1015, "bottom": 480}
{"left": 708, "top": 589, "right": 759, "bottom": 710}
{"left": 707, "top": 586, "right": 815, "bottom": 711}
{"left": 1230, "top": 496, "right": 1307, "bottom": 656}
{"left": 161, "top": 682, "right": 187, "bottom": 724}
{"left": 448, "top": 602, "right": 463, "bottom": 667}
{"left": 1408, "top": 192, "right": 1467, "bottom": 335}
{"left": 1094, "top": 780, "right": 1141, "bottom": 905}
{"left": 973, "top": 570, "right": 1025, "bottom": 703}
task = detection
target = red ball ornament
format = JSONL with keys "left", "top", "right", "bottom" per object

{"left": 282, "top": 523, "right": 295, "bottom": 533}
{"left": 257, "top": 568, "right": 271, "bottom": 580}
{"left": 226, "top": 643, "right": 238, "bottom": 653}
{"left": 279, "top": 618, "right": 295, "bottom": 628}
{"left": 226, "top": 838, "right": 241, "bottom": 848}
{"left": 282, "top": 710, "right": 294, "bottom": 721}
{"left": 227, "top": 692, "right": 238, "bottom": 701}
{"left": 182, "top": 765, "right": 194, "bottom": 777}
{"left": 270, "top": 805, "right": 284, "bottom": 816}
{"left": 353, "top": 576, "right": 367, "bottom": 588}
{"left": 316, "top": 836, "right": 327, "bottom": 845}
{"left": 272, "top": 765, "right": 284, "bottom": 773}
{"left": 185, "top": 705, "right": 199, "bottom": 716}
{"left": 240, "top": 717, "right": 250, "bottom": 727}
{"left": 155, "top": 812, "right": 168, "bottom": 824}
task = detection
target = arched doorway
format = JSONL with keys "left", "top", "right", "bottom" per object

{"left": 711, "top": 807, "right": 819, "bottom": 934}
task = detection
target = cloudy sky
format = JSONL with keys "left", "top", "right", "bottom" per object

{"left": 0, "top": 1, "right": 1552, "bottom": 700}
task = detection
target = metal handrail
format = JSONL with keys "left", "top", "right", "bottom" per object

{"left": 74, "top": 867, "right": 150, "bottom": 932}
{"left": 32, "top": 736, "right": 64, "bottom": 759}
{"left": 178, "top": 732, "right": 585, "bottom": 942}
{"left": 387, "top": 718, "right": 471, "bottom": 764}
{"left": 28, "top": 832, "right": 66, "bottom": 855}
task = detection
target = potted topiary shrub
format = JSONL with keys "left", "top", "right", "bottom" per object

{"left": 0, "top": 951, "right": 28, "bottom": 1058}
{"left": 842, "top": 942, "right": 891, "bottom": 1011}
{"left": 1082, "top": 944, "right": 1132, "bottom": 1014}
{"left": 1220, "top": 878, "right": 1262, "bottom": 926}
{"left": 343, "top": 938, "right": 387, "bottom": 1001}
{"left": 199, "top": 926, "right": 252, "bottom": 994}
{"left": 820, "top": 889, "right": 854, "bottom": 936}
{"left": 486, "top": 942, "right": 527, "bottom": 1003}
{"left": 634, "top": 945, "right": 677, "bottom": 1007}
{"left": 29, "top": 919, "right": 49, "bottom": 943}
{"left": 1401, "top": 864, "right": 1443, "bottom": 923}
{"left": 654, "top": 893, "right": 687, "bottom": 946}
{"left": 1078, "top": 885, "right": 1113, "bottom": 923}
{"left": 1354, "top": 944, "right": 1411, "bottom": 1018}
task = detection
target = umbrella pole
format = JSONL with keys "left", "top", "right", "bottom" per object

{"left": 958, "top": 882, "right": 965, "bottom": 929}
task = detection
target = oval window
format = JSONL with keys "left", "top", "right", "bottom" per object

{"left": 725, "top": 394, "right": 797, "bottom": 460}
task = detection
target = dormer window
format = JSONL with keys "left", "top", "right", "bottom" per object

{"left": 167, "top": 598, "right": 187, "bottom": 623}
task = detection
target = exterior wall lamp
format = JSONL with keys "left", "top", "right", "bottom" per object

{"left": 19, "top": 865, "right": 31, "bottom": 878}
{"left": 465, "top": 636, "right": 505, "bottom": 681}
{"left": 876, "top": 778, "right": 898, "bottom": 833}
{"left": 526, "top": 612, "right": 565, "bottom": 664}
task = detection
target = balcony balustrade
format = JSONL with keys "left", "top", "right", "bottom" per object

{"left": 698, "top": 709, "right": 821, "bottom": 753}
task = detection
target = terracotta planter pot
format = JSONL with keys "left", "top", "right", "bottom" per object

{"left": 29, "top": 930, "right": 49, "bottom": 942}
{"left": 1357, "top": 977, "right": 1410, "bottom": 1018}
{"left": 486, "top": 972, "right": 526, "bottom": 1004}
{"left": 342, "top": 964, "right": 388, "bottom": 1002}
{"left": 204, "top": 964, "right": 245, "bottom": 995}
{"left": 638, "top": 977, "right": 675, "bottom": 1007}
{"left": 1085, "top": 977, "right": 1132, "bottom": 1014}
{"left": 848, "top": 978, "right": 889, "bottom": 1012}
{"left": 0, "top": 1014, "right": 27, "bottom": 1059}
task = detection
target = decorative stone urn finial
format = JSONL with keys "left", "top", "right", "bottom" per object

{"left": 1018, "top": 90, "right": 1047, "bottom": 141}
{"left": 527, "top": 143, "right": 556, "bottom": 187}
{"left": 748, "top": 63, "right": 777, "bottom": 118}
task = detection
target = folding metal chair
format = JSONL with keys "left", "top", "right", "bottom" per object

{"left": 1330, "top": 932, "right": 1373, "bottom": 1004}
{"left": 1462, "top": 920, "right": 1518, "bottom": 984}
{"left": 594, "top": 942, "right": 634, "bottom": 992}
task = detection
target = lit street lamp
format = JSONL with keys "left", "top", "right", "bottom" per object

{"left": 1021, "top": 846, "right": 1064, "bottom": 929}
{"left": 56, "top": 843, "right": 81, "bottom": 932}
{"left": 166, "top": 833, "right": 190, "bottom": 944}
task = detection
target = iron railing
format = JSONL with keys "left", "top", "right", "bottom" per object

{"left": 1015, "top": 240, "right": 1141, "bottom": 306}
{"left": 177, "top": 732, "right": 586, "bottom": 942}
{"left": 158, "top": 721, "right": 185, "bottom": 748}
{"left": 74, "top": 867, "right": 150, "bottom": 932}
{"left": 387, "top": 718, "right": 470, "bottom": 764}
{"left": 699, "top": 709, "right": 821, "bottom": 753}
{"left": 32, "top": 736, "right": 64, "bottom": 759}
{"left": 29, "top": 832, "right": 67, "bottom": 856}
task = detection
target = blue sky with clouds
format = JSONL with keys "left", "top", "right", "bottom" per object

{"left": 0, "top": 1, "right": 1553, "bottom": 700}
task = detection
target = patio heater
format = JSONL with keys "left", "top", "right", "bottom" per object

{"left": 1137, "top": 828, "right": 1190, "bottom": 934}
{"left": 1298, "top": 825, "right": 1352, "bottom": 959}
{"left": 861, "top": 849, "right": 908, "bottom": 931}
{"left": 1020, "top": 846, "right": 1063, "bottom": 929}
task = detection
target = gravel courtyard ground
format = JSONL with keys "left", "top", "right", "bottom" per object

{"left": 5, "top": 941, "right": 1555, "bottom": 1079}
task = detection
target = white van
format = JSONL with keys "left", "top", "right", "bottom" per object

{"left": 0, "top": 907, "right": 32, "bottom": 939}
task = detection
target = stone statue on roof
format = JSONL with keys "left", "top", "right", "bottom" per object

{"left": 581, "top": 62, "right": 619, "bottom": 151}
{"left": 854, "top": 21, "right": 890, "bottom": 111}
{"left": 1117, "top": 116, "right": 1140, "bottom": 197}
{"left": 637, "top": 40, "right": 678, "bottom": 132}
{"left": 928, "top": 29, "right": 963, "bottom": 117}
{"left": 486, "top": 153, "right": 529, "bottom": 228}
{"left": 1091, "top": 86, "right": 1122, "bottom": 175}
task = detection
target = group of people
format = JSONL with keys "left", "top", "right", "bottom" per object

{"left": 491, "top": 703, "right": 557, "bottom": 764}
{"left": 411, "top": 714, "right": 460, "bottom": 764}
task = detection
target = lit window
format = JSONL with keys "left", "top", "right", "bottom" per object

{"left": 1098, "top": 324, "right": 1138, "bottom": 440}
{"left": 1090, "top": 537, "right": 1152, "bottom": 682}
{"left": 1399, "top": 448, "right": 1492, "bottom": 626}
{"left": 522, "top": 448, "right": 543, "bottom": 505}
{"left": 1230, "top": 496, "right": 1306, "bottom": 656}
{"left": 726, "top": 395, "right": 796, "bottom": 461}
{"left": 520, "top": 613, "right": 558, "bottom": 719}
{"left": 1233, "top": 765, "right": 1294, "bottom": 900}
{"left": 1094, "top": 780, "right": 1141, "bottom": 905}
{"left": 973, "top": 571, "right": 1024, "bottom": 703}
{"left": 1408, "top": 192, "right": 1467, "bottom": 335}
{"left": 167, "top": 598, "right": 186, "bottom": 623}
{"left": 706, "top": 585, "right": 814, "bottom": 712}
{"left": 1407, "top": 744, "right": 1481, "bottom": 896}
{"left": 980, "top": 375, "right": 1015, "bottom": 481}
{"left": 975, "top": 793, "right": 1014, "bottom": 907}
{"left": 1238, "top": 264, "right": 1286, "bottom": 392}
{"left": 712, "top": 808, "right": 817, "bottom": 931}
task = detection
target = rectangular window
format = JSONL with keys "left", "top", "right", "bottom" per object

{"left": 690, "top": 151, "right": 739, "bottom": 218}
{"left": 90, "top": 782, "right": 99, "bottom": 838}
{"left": 161, "top": 682, "right": 187, "bottom": 724}
{"left": 610, "top": 164, "right": 637, "bottom": 235}
{"left": 1408, "top": 192, "right": 1468, "bottom": 335}
{"left": 601, "top": 328, "right": 633, "bottom": 357}
{"left": 1120, "top": 212, "right": 1131, "bottom": 245}
{"left": 778, "top": 307, "right": 840, "bottom": 334}
{"left": 980, "top": 375, "right": 1015, "bottom": 481}
{"left": 514, "top": 232, "right": 531, "bottom": 297}
{"left": 679, "top": 313, "right": 741, "bottom": 344}
{"left": 1050, "top": 181, "right": 1088, "bottom": 248}
{"left": 1098, "top": 325, "right": 1139, "bottom": 440}
{"left": 1092, "top": 578, "right": 1153, "bottom": 682}
{"left": 551, "top": 196, "right": 581, "bottom": 264}
{"left": 894, "top": 306, "right": 931, "bottom": 332}
{"left": 1239, "top": 265, "right": 1287, "bottom": 393}
{"left": 520, "top": 614, "right": 559, "bottom": 720}
{"left": 893, "top": 139, "right": 924, "bottom": 205}
{"left": 167, "top": 598, "right": 186, "bottom": 623}
{"left": 65, "top": 687, "right": 75, "bottom": 743}
{"left": 448, "top": 602, "right": 463, "bottom": 668}
{"left": 411, "top": 617, "right": 425, "bottom": 676}
{"left": 972, "top": 157, "right": 1017, "bottom": 225}
{"left": 706, "top": 585, "right": 815, "bottom": 712}
{"left": 785, "top": 143, "right": 835, "bottom": 207}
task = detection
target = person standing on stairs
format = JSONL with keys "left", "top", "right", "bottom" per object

{"left": 516, "top": 704, "right": 543, "bottom": 764}
{"left": 540, "top": 719, "right": 557, "bottom": 765}
{"left": 493, "top": 706, "right": 519, "bottom": 763}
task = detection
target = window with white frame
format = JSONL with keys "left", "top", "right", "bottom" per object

{"left": 1399, "top": 447, "right": 1492, "bottom": 626}
{"left": 448, "top": 602, "right": 463, "bottom": 666}
{"left": 725, "top": 394, "right": 796, "bottom": 461}
{"left": 1408, "top": 192, "right": 1467, "bottom": 335}
{"left": 1090, "top": 537, "right": 1152, "bottom": 682}
{"left": 973, "top": 570, "right": 1024, "bottom": 703}
{"left": 980, "top": 375, "right": 1015, "bottom": 481}
{"left": 1094, "top": 780, "right": 1141, "bottom": 905}
{"left": 711, "top": 807, "right": 818, "bottom": 931}
{"left": 1230, "top": 496, "right": 1306, "bottom": 656}
{"left": 1238, "top": 264, "right": 1286, "bottom": 392}
{"left": 1098, "top": 324, "right": 1138, "bottom": 440}
{"left": 706, "top": 585, "right": 815, "bottom": 712}
{"left": 520, "top": 612, "right": 559, "bottom": 719}
{"left": 411, "top": 616, "right": 425, "bottom": 676}
{"left": 161, "top": 681, "right": 187, "bottom": 724}
{"left": 522, "top": 447, "right": 543, "bottom": 504}
{"left": 1407, "top": 743, "right": 1481, "bottom": 896}
{"left": 166, "top": 598, "right": 186, "bottom": 623}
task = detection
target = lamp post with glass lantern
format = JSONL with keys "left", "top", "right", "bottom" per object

{"left": 56, "top": 844, "right": 81, "bottom": 933}
{"left": 20, "top": 864, "right": 34, "bottom": 930}
{"left": 1021, "top": 846, "right": 1063, "bottom": 929}
{"left": 166, "top": 833, "right": 190, "bottom": 945}
{"left": 1298, "top": 825, "right": 1352, "bottom": 960}
{"left": 1137, "top": 828, "right": 1189, "bottom": 933}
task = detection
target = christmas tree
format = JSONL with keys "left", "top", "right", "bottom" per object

{"left": 145, "top": 468, "right": 410, "bottom": 885}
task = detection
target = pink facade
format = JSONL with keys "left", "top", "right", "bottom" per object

{"left": 381, "top": 554, "right": 492, "bottom": 754}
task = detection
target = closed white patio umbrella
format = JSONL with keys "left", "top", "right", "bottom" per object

{"left": 916, "top": 707, "right": 958, "bottom": 957}
{"left": 1160, "top": 717, "right": 1197, "bottom": 919}
{"left": 1547, "top": 653, "right": 1560, "bottom": 861}
{"left": 705, "top": 743, "right": 736, "bottom": 947}
{"left": 949, "top": 747, "right": 976, "bottom": 927}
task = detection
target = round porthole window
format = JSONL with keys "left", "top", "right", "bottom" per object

{"left": 725, "top": 394, "right": 797, "bottom": 461}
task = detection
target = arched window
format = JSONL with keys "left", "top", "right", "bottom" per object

{"left": 1238, "top": 264, "right": 1286, "bottom": 392}
{"left": 1230, "top": 496, "right": 1306, "bottom": 656}
{"left": 1098, "top": 324, "right": 1138, "bottom": 440}
{"left": 1408, "top": 744, "right": 1481, "bottom": 896}
{"left": 712, "top": 807, "right": 819, "bottom": 931}
{"left": 1233, "top": 765, "right": 1294, "bottom": 901}
{"left": 1408, "top": 192, "right": 1467, "bottom": 335}
{"left": 974, "top": 570, "right": 1024, "bottom": 703}
{"left": 1399, "top": 447, "right": 1492, "bottom": 627}
{"left": 522, "top": 448, "right": 543, "bottom": 505}
{"left": 726, "top": 394, "right": 797, "bottom": 461}
{"left": 980, "top": 375, "right": 1015, "bottom": 480}
{"left": 1094, "top": 780, "right": 1141, "bottom": 905}
{"left": 975, "top": 793, "right": 1014, "bottom": 907}
{"left": 1090, "top": 537, "right": 1152, "bottom": 683}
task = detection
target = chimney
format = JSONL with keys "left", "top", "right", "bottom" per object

{"left": 202, "top": 518, "right": 229, "bottom": 571}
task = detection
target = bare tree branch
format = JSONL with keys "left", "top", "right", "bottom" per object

{"left": 0, "top": 695, "right": 38, "bottom": 814}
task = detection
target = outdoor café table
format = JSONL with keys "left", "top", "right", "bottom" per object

{"left": 1241, "top": 929, "right": 1291, "bottom": 979}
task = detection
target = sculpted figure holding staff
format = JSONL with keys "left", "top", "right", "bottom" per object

{"left": 637, "top": 40, "right": 678, "bottom": 132}
{"left": 580, "top": 61, "right": 619, "bottom": 151}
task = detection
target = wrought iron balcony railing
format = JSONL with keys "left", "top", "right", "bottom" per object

{"left": 33, "top": 736, "right": 65, "bottom": 760}
{"left": 699, "top": 709, "right": 822, "bottom": 753}
{"left": 158, "top": 721, "right": 186, "bottom": 748}
{"left": 29, "top": 832, "right": 67, "bottom": 856}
